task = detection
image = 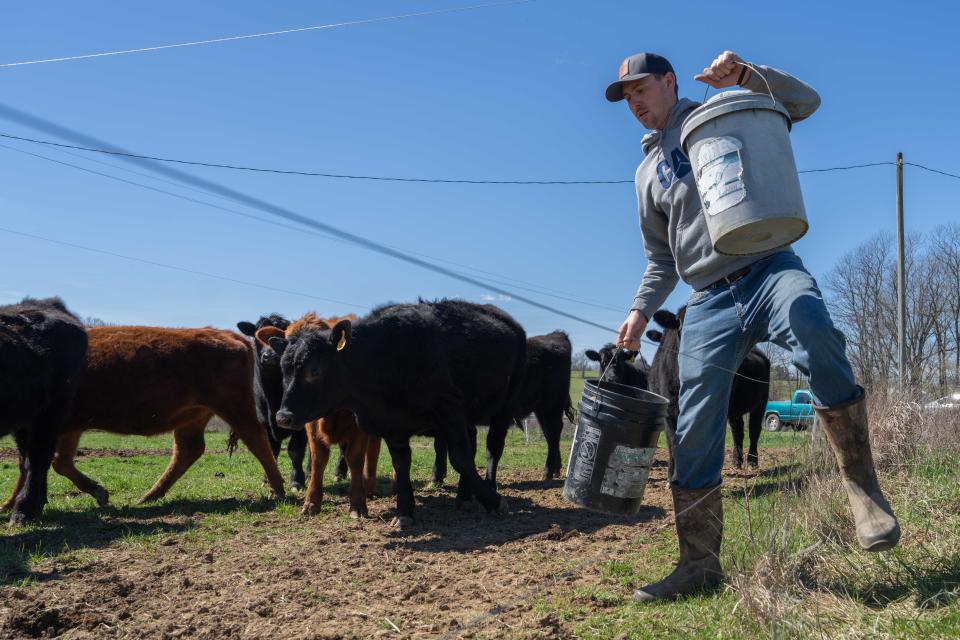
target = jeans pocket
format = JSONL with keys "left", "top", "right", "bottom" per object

{"left": 688, "top": 289, "right": 712, "bottom": 307}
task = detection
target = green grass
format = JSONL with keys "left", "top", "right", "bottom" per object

{"left": 4, "top": 424, "right": 956, "bottom": 637}
{"left": 532, "top": 447, "right": 960, "bottom": 639}
{"left": 0, "top": 428, "right": 566, "bottom": 583}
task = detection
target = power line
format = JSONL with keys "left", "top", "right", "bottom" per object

{"left": 0, "top": 131, "right": 910, "bottom": 185}
{"left": 0, "top": 104, "right": 622, "bottom": 334}
{"left": 0, "top": 0, "right": 534, "bottom": 69}
{"left": 0, "top": 226, "right": 368, "bottom": 310}
{"left": 0, "top": 139, "right": 625, "bottom": 314}
{"left": 797, "top": 161, "right": 894, "bottom": 173}
{"left": 905, "top": 161, "right": 960, "bottom": 181}
{"left": 0, "top": 132, "right": 632, "bottom": 184}
{"left": 0, "top": 121, "right": 775, "bottom": 381}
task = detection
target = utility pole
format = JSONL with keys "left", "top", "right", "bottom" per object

{"left": 896, "top": 152, "right": 906, "bottom": 390}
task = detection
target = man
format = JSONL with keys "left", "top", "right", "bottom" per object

{"left": 606, "top": 51, "right": 900, "bottom": 602}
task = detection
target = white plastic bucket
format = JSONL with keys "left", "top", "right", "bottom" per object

{"left": 680, "top": 90, "right": 808, "bottom": 256}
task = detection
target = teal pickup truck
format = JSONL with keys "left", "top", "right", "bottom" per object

{"left": 764, "top": 390, "right": 815, "bottom": 431}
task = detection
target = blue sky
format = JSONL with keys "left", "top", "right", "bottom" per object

{"left": 1, "top": 0, "right": 958, "bottom": 360}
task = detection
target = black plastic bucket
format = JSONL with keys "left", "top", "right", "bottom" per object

{"left": 563, "top": 379, "right": 668, "bottom": 516}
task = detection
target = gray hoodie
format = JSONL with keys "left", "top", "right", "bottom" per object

{"left": 630, "top": 65, "right": 821, "bottom": 321}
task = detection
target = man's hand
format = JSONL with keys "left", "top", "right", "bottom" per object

{"left": 694, "top": 50, "right": 750, "bottom": 88}
{"left": 617, "top": 310, "right": 648, "bottom": 351}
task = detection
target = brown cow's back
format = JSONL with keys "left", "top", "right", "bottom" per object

{"left": 68, "top": 326, "right": 255, "bottom": 436}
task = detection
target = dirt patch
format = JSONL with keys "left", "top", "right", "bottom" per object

{"left": 0, "top": 449, "right": 801, "bottom": 639}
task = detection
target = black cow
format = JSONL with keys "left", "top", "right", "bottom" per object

{"left": 434, "top": 331, "right": 577, "bottom": 487}
{"left": 270, "top": 299, "right": 526, "bottom": 528}
{"left": 0, "top": 297, "right": 87, "bottom": 523}
{"left": 237, "top": 315, "right": 308, "bottom": 490}
{"left": 585, "top": 344, "right": 650, "bottom": 390}
{"left": 647, "top": 307, "right": 771, "bottom": 470}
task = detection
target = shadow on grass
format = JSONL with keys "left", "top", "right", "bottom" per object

{"left": 809, "top": 552, "right": 960, "bottom": 611}
{"left": 727, "top": 463, "right": 808, "bottom": 500}
{"left": 0, "top": 496, "right": 279, "bottom": 585}
{"left": 382, "top": 491, "right": 666, "bottom": 554}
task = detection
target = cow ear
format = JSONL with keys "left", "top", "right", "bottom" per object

{"left": 330, "top": 319, "right": 352, "bottom": 352}
{"left": 267, "top": 337, "right": 288, "bottom": 356}
{"left": 652, "top": 310, "right": 680, "bottom": 330}
{"left": 627, "top": 350, "right": 639, "bottom": 360}
{"left": 237, "top": 321, "right": 256, "bottom": 337}
{"left": 646, "top": 330, "right": 662, "bottom": 343}
{"left": 585, "top": 350, "right": 600, "bottom": 361}
{"left": 255, "top": 326, "right": 286, "bottom": 346}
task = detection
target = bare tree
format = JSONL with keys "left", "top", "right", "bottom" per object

{"left": 825, "top": 232, "right": 949, "bottom": 395}
{"left": 571, "top": 350, "right": 590, "bottom": 377}
{"left": 932, "top": 223, "right": 960, "bottom": 387}
{"left": 84, "top": 316, "right": 111, "bottom": 327}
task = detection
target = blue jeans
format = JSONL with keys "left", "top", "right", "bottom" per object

{"left": 674, "top": 251, "right": 858, "bottom": 489}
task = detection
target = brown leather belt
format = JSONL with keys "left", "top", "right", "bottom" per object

{"left": 703, "top": 265, "right": 752, "bottom": 290}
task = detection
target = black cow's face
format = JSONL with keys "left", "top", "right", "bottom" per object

{"left": 273, "top": 320, "right": 352, "bottom": 428}
{"left": 259, "top": 346, "right": 280, "bottom": 367}
{"left": 587, "top": 343, "right": 640, "bottom": 382}
{"left": 238, "top": 315, "right": 291, "bottom": 427}
{"left": 652, "top": 307, "right": 686, "bottom": 335}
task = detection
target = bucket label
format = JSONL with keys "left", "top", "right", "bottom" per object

{"left": 570, "top": 423, "right": 601, "bottom": 482}
{"left": 697, "top": 136, "right": 746, "bottom": 216}
{"left": 600, "top": 446, "right": 656, "bottom": 499}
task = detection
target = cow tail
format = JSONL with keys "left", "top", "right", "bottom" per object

{"left": 227, "top": 430, "right": 239, "bottom": 457}
{"left": 564, "top": 393, "right": 576, "bottom": 424}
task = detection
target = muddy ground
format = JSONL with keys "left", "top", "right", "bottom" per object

{"left": 0, "top": 450, "right": 796, "bottom": 640}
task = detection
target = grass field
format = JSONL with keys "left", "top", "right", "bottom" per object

{"left": 1, "top": 390, "right": 957, "bottom": 638}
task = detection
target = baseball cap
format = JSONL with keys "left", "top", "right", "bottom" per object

{"left": 605, "top": 53, "right": 675, "bottom": 102}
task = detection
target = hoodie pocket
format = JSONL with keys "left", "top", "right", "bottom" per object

{"left": 675, "top": 206, "right": 713, "bottom": 276}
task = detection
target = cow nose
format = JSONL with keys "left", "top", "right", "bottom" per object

{"left": 275, "top": 410, "right": 295, "bottom": 428}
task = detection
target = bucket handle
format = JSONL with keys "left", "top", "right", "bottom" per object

{"left": 591, "top": 347, "right": 629, "bottom": 412}
{"left": 701, "top": 60, "right": 776, "bottom": 108}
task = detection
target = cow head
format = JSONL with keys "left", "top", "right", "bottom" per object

{"left": 238, "top": 314, "right": 290, "bottom": 368}
{"left": 651, "top": 307, "right": 685, "bottom": 334}
{"left": 648, "top": 306, "right": 687, "bottom": 374}
{"left": 237, "top": 314, "right": 291, "bottom": 431}
{"left": 272, "top": 319, "right": 353, "bottom": 429}
{"left": 585, "top": 343, "right": 648, "bottom": 387}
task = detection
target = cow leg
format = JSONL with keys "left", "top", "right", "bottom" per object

{"left": 288, "top": 429, "right": 308, "bottom": 491}
{"left": 268, "top": 429, "right": 283, "bottom": 460}
{"left": 344, "top": 433, "right": 369, "bottom": 518}
{"left": 747, "top": 405, "right": 764, "bottom": 468}
{"left": 334, "top": 444, "right": 349, "bottom": 481}
{"left": 51, "top": 430, "right": 110, "bottom": 507}
{"left": 446, "top": 415, "right": 507, "bottom": 515}
{"left": 302, "top": 421, "right": 329, "bottom": 516}
{"left": 430, "top": 437, "right": 448, "bottom": 487}
{"left": 537, "top": 408, "right": 564, "bottom": 482}
{"left": 8, "top": 425, "right": 56, "bottom": 523}
{"left": 0, "top": 455, "right": 26, "bottom": 513}
{"left": 730, "top": 415, "right": 745, "bottom": 469}
{"left": 218, "top": 407, "right": 285, "bottom": 500}
{"left": 484, "top": 416, "right": 511, "bottom": 490}
{"left": 363, "top": 436, "right": 381, "bottom": 498}
{"left": 139, "top": 422, "right": 207, "bottom": 503}
{"left": 385, "top": 436, "right": 415, "bottom": 528}
{"left": 261, "top": 430, "right": 284, "bottom": 487}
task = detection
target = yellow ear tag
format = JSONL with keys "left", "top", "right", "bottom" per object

{"left": 336, "top": 332, "right": 347, "bottom": 352}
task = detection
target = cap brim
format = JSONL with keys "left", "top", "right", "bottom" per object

{"left": 605, "top": 73, "right": 652, "bottom": 102}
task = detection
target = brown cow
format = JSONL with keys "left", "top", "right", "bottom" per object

{"left": 6, "top": 326, "right": 286, "bottom": 507}
{"left": 256, "top": 313, "right": 379, "bottom": 518}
